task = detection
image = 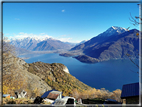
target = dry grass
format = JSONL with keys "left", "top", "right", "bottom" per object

{"left": 3, "top": 98, "right": 33, "bottom": 104}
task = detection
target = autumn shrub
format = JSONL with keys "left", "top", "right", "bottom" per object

{"left": 28, "top": 66, "right": 34, "bottom": 74}
{"left": 3, "top": 98, "right": 34, "bottom": 104}
{"left": 72, "top": 88, "right": 122, "bottom": 102}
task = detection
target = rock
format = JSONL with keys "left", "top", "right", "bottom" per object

{"left": 15, "top": 90, "right": 27, "bottom": 98}
{"left": 63, "top": 66, "right": 69, "bottom": 73}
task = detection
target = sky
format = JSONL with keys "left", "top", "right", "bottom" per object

{"left": 3, "top": 1, "right": 140, "bottom": 43}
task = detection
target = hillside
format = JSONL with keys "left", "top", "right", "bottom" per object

{"left": 27, "top": 62, "right": 92, "bottom": 96}
{"left": 70, "top": 26, "right": 127, "bottom": 51}
{"left": 83, "top": 29, "right": 139, "bottom": 61}
{"left": 61, "top": 27, "right": 140, "bottom": 63}
{"left": 3, "top": 52, "right": 52, "bottom": 97}
{"left": 3, "top": 51, "right": 91, "bottom": 98}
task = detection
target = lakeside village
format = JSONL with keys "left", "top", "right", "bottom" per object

{"left": 2, "top": 82, "right": 139, "bottom": 105}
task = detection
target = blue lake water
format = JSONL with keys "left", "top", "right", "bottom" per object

{"left": 21, "top": 53, "right": 139, "bottom": 92}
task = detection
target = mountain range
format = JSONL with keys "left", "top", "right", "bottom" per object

{"left": 60, "top": 26, "right": 140, "bottom": 63}
{"left": 10, "top": 37, "right": 75, "bottom": 51}
{"left": 10, "top": 26, "right": 140, "bottom": 63}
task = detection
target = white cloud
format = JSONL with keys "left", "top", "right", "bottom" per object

{"left": 15, "top": 18, "right": 20, "bottom": 20}
{"left": 62, "top": 10, "right": 65, "bottom": 12}
{"left": 9, "top": 32, "right": 81, "bottom": 43}
{"left": 58, "top": 37, "right": 72, "bottom": 42}
{"left": 10, "top": 32, "right": 52, "bottom": 40}
{"left": 57, "top": 37, "right": 81, "bottom": 43}
{"left": 73, "top": 40, "right": 82, "bottom": 43}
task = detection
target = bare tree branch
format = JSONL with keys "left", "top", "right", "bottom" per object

{"left": 129, "top": 3, "right": 142, "bottom": 26}
{"left": 126, "top": 54, "right": 141, "bottom": 73}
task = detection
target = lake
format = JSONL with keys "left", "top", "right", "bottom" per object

{"left": 20, "top": 53, "right": 139, "bottom": 92}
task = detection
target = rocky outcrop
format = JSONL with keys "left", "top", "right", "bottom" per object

{"left": 63, "top": 66, "right": 69, "bottom": 73}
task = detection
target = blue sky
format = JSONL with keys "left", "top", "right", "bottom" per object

{"left": 3, "top": 2, "right": 140, "bottom": 43}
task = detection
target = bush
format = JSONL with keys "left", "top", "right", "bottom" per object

{"left": 3, "top": 98, "right": 33, "bottom": 104}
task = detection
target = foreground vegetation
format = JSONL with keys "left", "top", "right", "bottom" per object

{"left": 3, "top": 98, "right": 33, "bottom": 104}
{"left": 3, "top": 98, "right": 51, "bottom": 105}
{"left": 28, "top": 62, "right": 91, "bottom": 96}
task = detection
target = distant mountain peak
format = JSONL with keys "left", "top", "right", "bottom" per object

{"left": 111, "top": 26, "right": 117, "bottom": 29}
{"left": 111, "top": 26, "right": 121, "bottom": 29}
{"left": 10, "top": 36, "right": 75, "bottom": 51}
{"left": 111, "top": 26, "right": 127, "bottom": 31}
{"left": 78, "top": 40, "right": 88, "bottom": 45}
{"left": 10, "top": 36, "right": 50, "bottom": 41}
{"left": 98, "top": 26, "right": 128, "bottom": 37}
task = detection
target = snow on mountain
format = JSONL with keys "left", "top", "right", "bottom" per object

{"left": 10, "top": 36, "right": 51, "bottom": 48}
{"left": 70, "top": 26, "right": 129, "bottom": 51}
{"left": 98, "top": 26, "right": 128, "bottom": 37}
{"left": 76, "top": 40, "right": 88, "bottom": 46}
{"left": 10, "top": 36, "right": 75, "bottom": 51}
{"left": 69, "top": 28, "right": 139, "bottom": 63}
{"left": 10, "top": 26, "right": 128, "bottom": 52}
{"left": 10, "top": 37, "right": 41, "bottom": 50}
{"left": 10, "top": 36, "right": 50, "bottom": 41}
{"left": 79, "top": 40, "right": 88, "bottom": 44}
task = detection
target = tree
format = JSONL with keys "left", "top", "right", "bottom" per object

{"left": 71, "top": 88, "right": 80, "bottom": 99}
{"left": 3, "top": 36, "right": 16, "bottom": 56}
{"left": 129, "top": 4, "right": 142, "bottom": 26}
{"left": 127, "top": 4, "right": 142, "bottom": 74}
{"left": 2, "top": 36, "right": 28, "bottom": 96}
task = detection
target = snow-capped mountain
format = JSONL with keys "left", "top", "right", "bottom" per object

{"left": 71, "top": 26, "right": 129, "bottom": 51}
{"left": 98, "top": 26, "right": 128, "bottom": 37}
{"left": 10, "top": 37, "right": 41, "bottom": 50}
{"left": 10, "top": 36, "right": 50, "bottom": 41}
{"left": 10, "top": 26, "right": 129, "bottom": 52}
{"left": 10, "top": 37, "right": 74, "bottom": 51}
{"left": 64, "top": 27, "right": 139, "bottom": 63}
{"left": 76, "top": 40, "right": 88, "bottom": 45}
